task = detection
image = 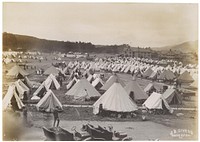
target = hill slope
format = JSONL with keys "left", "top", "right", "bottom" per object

{"left": 3, "top": 32, "right": 197, "bottom": 54}
{"left": 3, "top": 32, "right": 95, "bottom": 53}
{"left": 3, "top": 32, "right": 128, "bottom": 54}
{"left": 154, "top": 41, "right": 198, "bottom": 53}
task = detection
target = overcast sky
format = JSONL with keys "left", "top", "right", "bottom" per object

{"left": 3, "top": 3, "right": 198, "bottom": 47}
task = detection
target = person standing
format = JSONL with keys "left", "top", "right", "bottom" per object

{"left": 53, "top": 106, "right": 60, "bottom": 127}
{"left": 23, "top": 106, "right": 28, "bottom": 126}
{"left": 23, "top": 91, "right": 28, "bottom": 103}
{"left": 59, "top": 77, "right": 63, "bottom": 86}
{"left": 98, "top": 104, "right": 103, "bottom": 116}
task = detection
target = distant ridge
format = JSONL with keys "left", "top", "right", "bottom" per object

{"left": 3, "top": 32, "right": 95, "bottom": 53}
{"left": 3, "top": 32, "right": 197, "bottom": 54}
{"left": 2, "top": 32, "right": 127, "bottom": 53}
{"left": 153, "top": 40, "right": 198, "bottom": 53}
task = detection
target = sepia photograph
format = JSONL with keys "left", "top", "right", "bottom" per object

{"left": 2, "top": 2, "right": 198, "bottom": 141}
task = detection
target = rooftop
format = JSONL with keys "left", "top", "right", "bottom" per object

{"left": 124, "top": 47, "right": 154, "bottom": 53}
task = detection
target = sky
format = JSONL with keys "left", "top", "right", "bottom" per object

{"left": 3, "top": 2, "right": 198, "bottom": 47}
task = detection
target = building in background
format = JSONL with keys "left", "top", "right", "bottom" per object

{"left": 160, "top": 49, "right": 182, "bottom": 61}
{"left": 123, "top": 47, "right": 158, "bottom": 59}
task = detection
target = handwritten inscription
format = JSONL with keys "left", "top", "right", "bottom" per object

{"left": 170, "top": 129, "right": 193, "bottom": 139}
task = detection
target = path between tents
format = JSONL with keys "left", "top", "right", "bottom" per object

{"left": 30, "top": 104, "right": 197, "bottom": 110}
{"left": 62, "top": 104, "right": 197, "bottom": 111}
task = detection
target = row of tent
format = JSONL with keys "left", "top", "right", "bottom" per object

{"left": 3, "top": 75, "right": 43, "bottom": 110}
{"left": 93, "top": 80, "right": 177, "bottom": 114}
{"left": 5, "top": 64, "right": 197, "bottom": 100}
{"left": 3, "top": 55, "right": 44, "bottom": 65}
{"left": 96, "top": 56, "right": 197, "bottom": 69}
{"left": 5, "top": 59, "right": 197, "bottom": 87}
{"left": 60, "top": 59, "right": 197, "bottom": 83}
{"left": 30, "top": 62, "right": 196, "bottom": 89}
{"left": 49, "top": 61, "right": 197, "bottom": 90}
{"left": 5, "top": 64, "right": 63, "bottom": 79}
{"left": 3, "top": 79, "right": 30, "bottom": 110}
{"left": 31, "top": 74, "right": 61, "bottom": 100}
{"left": 2, "top": 68, "right": 185, "bottom": 114}
{"left": 71, "top": 57, "right": 197, "bottom": 72}
{"left": 65, "top": 73, "right": 148, "bottom": 102}
{"left": 3, "top": 51, "right": 198, "bottom": 75}
{"left": 65, "top": 73, "right": 182, "bottom": 113}
{"left": 65, "top": 69, "right": 185, "bottom": 113}
{"left": 3, "top": 56, "right": 197, "bottom": 114}
{"left": 3, "top": 75, "right": 62, "bottom": 112}
{"left": 6, "top": 53, "right": 198, "bottom": 76}
{"left": 3, "top": 51, "right": 40, "bottom": 57}
{"left": 3, "top": 79, "right": 177, "bottom": 114}
{"left": 93, "top": 81, "right": 178, "bottom": 114}
{"left": 5, "top": 63, "right": 192, "bottom": 103}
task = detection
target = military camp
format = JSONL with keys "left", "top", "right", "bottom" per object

{"left": 2, "top": 2, "right": 198, "bottom": 141}
{"left": 3, "top": 49, "right": 198, "bottom": 141}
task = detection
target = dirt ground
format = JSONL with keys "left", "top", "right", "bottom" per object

{"left": 20, "top": 120, "right": 195, "bottom": 141}
{"left": 2, "top": 53, "right": 198, "bottom": 141}
{"left": 3, "top": 105, "right": 198, "bottom": 141}
{"left": 3, "top": 109, "right": 197, "bottom": 141}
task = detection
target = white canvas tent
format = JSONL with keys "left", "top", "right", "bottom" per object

{"left": 6, "top": 65, "right": 29, "bottom": 78}
{"left": 143, "top": 92, "right": 173, "bottom": 113}
{"left": 93, "top": 82, "right": 138, "bottom": 115}
{"left": 177, "top": 71, "right": 194, "bottom": 83}
{"left": 3, "top": 85, "right": 25, "bottom": 111}
{"left": 31, "top": 74, "right": 60, "bottom": 99}
{"left": 92, "top": 77, "right": 104, "bottom": 90}
{"left": 100, "top": 74, "right": 125, "bottom": 91}
{"left": 36, "top": 90, "right": 63, "bottom": 112}
{"left": 31, "top": 82, "right": 49, "bottom": 99}
{"left": 162, "top": 88, "right": 182, "bottom": 104}
{"left": 124, "top": 78, "right": 148, "bottom": 101}
{"left": 143, "top": 68, "right": 153, "bottom": 78}
{"left": 87, "top": 74, "right": 94, "bottom": 83}
{"left": 3, "top": 58, "right": 11, "bottom": 64}
{"left": 14, "top": 79, "right": 30, "bottom": 99}
{"left": 24, "top": 76, "right": 33, "bottom": 88}
{"left": 189, "top": 79, "right": 198, "bottom": 89}
{"left": 66, "top": 77, "right": 78, "bottom": 90}
{"left": 157, "top": 70, "right": 176, "bottom": 81}
{"left": 43, "top": 66, "right": 59, "bottom": 76}
{"left": 144, "top": 83, "right": 154, "bottom": 93}
{"left": 83, "top": 70, "right": 90, "bottom": 78}
{"left": 144, "top": 83, "right": 158, "bottom": 95}
{"left": 93, "top": 74, "right": 100, "bottom": 80}
{"left": 24, "top": 76, "right": 41, "bottom": 88}
{"left": 61, "top": 66, "right": 69, "bottom": 75}
{"left": 65, "top": 79, "right": 101, "bottom": 100}
{"left": 149, "top": 71, "right": 157, "bottom": 80}
{"left": 44, "top": 74, "right": 60, "bottom": 90}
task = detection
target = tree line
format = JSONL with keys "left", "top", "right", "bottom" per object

{"left": 3, "top": 32, "right": 128, "bottom": 54}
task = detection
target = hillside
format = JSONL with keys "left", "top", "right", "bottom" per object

{"left": 3, "top": 33, "right": 197, "bottom": 54}
{"left": 3, "top": 32, "right": 95, "bottom": 53}
{"left": 154, "top": 41, "right": 198, "bottom": 53}
{"left": 2, "top": 32, "right": 127, "bottom": 54}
